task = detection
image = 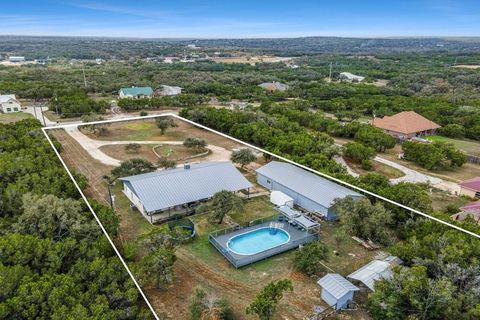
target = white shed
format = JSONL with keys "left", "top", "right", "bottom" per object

{"left": 318, "top": 273, "right": 359, "bottom": 310}
{"left": 270, "top": 190, "right": 294, "bottom": 207}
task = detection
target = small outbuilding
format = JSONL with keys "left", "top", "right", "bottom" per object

{"left": 318, "top": 273, "right": 359, "bottom": 310}
{"left": 155, "top": 85, "right": 182, "bottom": 96}
{"left": 347, "top": 256, "right": 402, "bottom": 291}
{"left": 0, "top": 94, "right": 21, "bottom": 113}
{"left": 256, "top": 161, "right": 363, "bottom": 220}
{"left": 339, "top": 72, "right": 365, "bottom": 82}
{"left": 258, "top": 81, "right": 289, "bottom": 92}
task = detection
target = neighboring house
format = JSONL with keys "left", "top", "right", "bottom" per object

{"left": 120, "top": 161, "right": 252, "bottom": 223}
{"left": 347, "top": 255, "right": 402, "bottom": 291}
{"left": 339, "top": 72, "right": 365, "bottom": 82}
{"left": 118, "top": 86, "right": 153, "bottom": 99}
{"left": 452, "top": 201, "right": 480, "bottom": 224}
{"left": 317, "top": 273, "right": 359, "bottom": 310}
{"left": 256, "top": 161, "right": 363, "bottom": 220}
{"left": 154, "top": 85, "right": 182, "bottom": 96}
{"left": 0, "top": 94, "right": 21, "bottom": 113}
{"left": 459, "top": 177, "right": 480, "bottom": 198}
{"left": 9, "top": 56, "right": 25, "bottom": 63}
{"left": 371, "top": 111, "right": 441, "bottom": 139}
{"left": 258, "top": 81, "right": 289, "bottom": 92}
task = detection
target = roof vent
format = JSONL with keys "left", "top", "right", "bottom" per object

{"left": 184, "top": 162, "right": 191, "bottom": 170}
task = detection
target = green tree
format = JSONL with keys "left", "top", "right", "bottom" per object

{"left": 368, "top": 266, "right": 455, "bottom": 320}
{"left": 111, "top": 158, "right": 156, "bottom": 179}
{"left": 332, "top": 197, "right": 394, "bottom": 245}
{"left": 156, "top": 117, "right": 177, "bottom": 135}
{"left": 125, "top": 143, "right": 141, "bottom": 153}
{"left": 439, "top": 124, "right": 465, "bottom": 138}
{"left": 183, "top": 137, "right": 208, "bottom": 151}
{"left": 13, "top": 193, "right": 99, "bottom": 241}
{"left": 343, "top": 142, "right": 376, "bottom": 163}
{"left": 197, "top": 191, "right": 244, "bottom": 224}
{"left": 293, "top": 241, "right": 330, "bottom": 276}
{"left": 354, "top": 125, "right": 396, "bottom": 152}
{"left": 230, "top": 148, "right": 256, "bottom": 169}
{"left": 157, "top": 156, "right": 176, "bottom": 170}
{"left": 246, "top": 279, "right": 293, "bottom": 320}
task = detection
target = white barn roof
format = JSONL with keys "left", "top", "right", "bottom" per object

{"left": 0, "top": 94, "right": 17, "bottom": 103}
{"left": 348, "top": 256, "right": 401, "bottom": 291}
{"left": 318, "top": 273, "right": 359, "bottom": 299}
{"left": 121, "top": 161, "right": 252, "bottom": 213}
{"left": 256, "top": 161, "right": 362, "bottom": 209}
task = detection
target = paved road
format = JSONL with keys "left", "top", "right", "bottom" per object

{"left": 64, "top": 126, "right": 232, "bottom": 167}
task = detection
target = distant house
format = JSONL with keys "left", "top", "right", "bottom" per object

{"left": 258, "top": 81, "right": 289, "bottom": 92}
{"left": 118, "top": 86, "right": 153, "bottom": 99}
{"left": 317, "top": 273, "right": 359, "bottom": 310}
{"left": 256, "top": 161, "right": 363, "bottom": 220}
{"left": 9, "top": 56, "right": 25, "bottom": 63}
{"left": 371, "top": 111, "right": 441, "bottom": 139}
{"left": 458, "top": 177, "right": 480, "bottom": 198}
{"left": 0, "top": 94, "right": 21, "bottom": 113}
{"left": 121, "top": 161, "right": 252, "bottom": 223}
{"left": 452, "top": 201, "right": 480, "bottom": 224}
{"left": 154, "top": 85, "right": 182, "bottom": 96}
{"left": 339, "top": 72, "right": 365, "bottom": 82}
{"left": 347, "top": 255, "right": 402, "bottom": 291}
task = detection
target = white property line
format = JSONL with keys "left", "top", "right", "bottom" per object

{"left": 42, "top": 112, "right": 480, "bottom": 315}
{"left": 41, "top": 127, "right": 160, "bottom": 320}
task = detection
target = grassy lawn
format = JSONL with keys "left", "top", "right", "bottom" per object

{"left": 383, "top": 144, "right": 480, "bottom": 182}
{"left": 0, "top": 112, "right": 32, "bottom": 123}
{"left": 347, "top": 159, "right": 405, "bottom": 179}
{"left": 429, "top": 188, "right": 471, "bottom": 212}
{"left": 319, "top": 222, "right": 378, "bottom": 276}
{"left": 112, "top": 183, "right": 155, "bottom": 241}
{"left": 426, "top": 135, "right": 480, "bottom": 156}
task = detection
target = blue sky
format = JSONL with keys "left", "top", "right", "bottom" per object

{"left": 1, "top": 0, "right": 479, "bottom": 38}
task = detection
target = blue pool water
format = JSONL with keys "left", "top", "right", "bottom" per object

{"left": 227, "top": 227, "right": 290, "bottom": 255}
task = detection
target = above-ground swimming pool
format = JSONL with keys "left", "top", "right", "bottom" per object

{"left": 227, "top": 227, "right": 290, "bottom": 255}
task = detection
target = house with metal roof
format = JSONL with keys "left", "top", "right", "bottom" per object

{"left": 256, "top": 161, "right": 363, "bottom": 220}
{"left": 0, "top": 94, "right": 21, "bottom": 113}
{"left": 347, "top": 256, "right": 402, "bottom": 291}
{"left": 119, "top": 86, "right": 153, "bottom": 99}
{"left": 317, "top": 273, "right": 359, "bottom": 310}
{"left": 459, "top": 176, "right": 480, "bottom": 198}
{"left": 120, "top": 161, "right": 252, "bottom": 223}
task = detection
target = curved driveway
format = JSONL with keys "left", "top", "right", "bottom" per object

{"left": 64, "top": 126, "right": 231, "bottom": 167}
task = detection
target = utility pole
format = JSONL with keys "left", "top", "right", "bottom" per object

{"left": 329, "top": 62, "right": 333, "bottom": 82}
{"left": 82, "top": 65, "right": 87, "bottom": 88}
{"left": 40, "top": 105, "right": 47, "bottom": 126}
{"left": 54, "top": 93, "right": 59, "bottom": 116}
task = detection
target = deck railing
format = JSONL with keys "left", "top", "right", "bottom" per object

{"left": 209, "top": 218, "right": 318, "bottom": 268}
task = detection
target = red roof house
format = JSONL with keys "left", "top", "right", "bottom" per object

{"left": 371, "top": 111, "right": 441, "bottom": 139}
{"left": 459, "top": 177, "right": 480, "bottom": 198}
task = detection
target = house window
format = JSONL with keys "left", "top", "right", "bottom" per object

{"left": 13, "top": 108, "right": 18, "bottom": 111}
{"left": 6, "top": 108, "right": 11, "bottom": 112}
{"left": 266, "top": 179, "right": 271, "bottom": 184}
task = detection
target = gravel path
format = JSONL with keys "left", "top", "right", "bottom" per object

{"left": 64, "top": 126, "right": 232, "bottom": 167}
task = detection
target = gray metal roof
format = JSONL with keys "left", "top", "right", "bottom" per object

{"left": 347, "top": 257, "right": 400, "bottom": 291}
{"left": 121, "top": 161, "right": 252, "bottom": 213}
{"left": 256, "top": 161, "right": 363, "bottom": 209}
{"left": 317, "top": 273, "right": 359, "bottom": 299}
